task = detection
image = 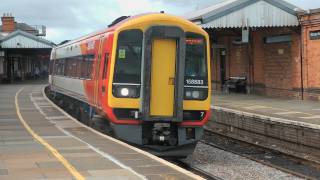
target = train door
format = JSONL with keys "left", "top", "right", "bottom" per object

{"left": 95, "top": 36, "right": 104, "bottom": 108}
{"left": 98, "top": 51, "right": 109, "bottom": 108}
{"left": 150, "top": 39, "right": 176, "bottom": 116}
{"left": 141, "top": 26, "right": 185, "bottom": 122}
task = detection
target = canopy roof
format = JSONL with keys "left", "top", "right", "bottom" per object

{"left": 0, "top": 30, "right": 54, "bottom": 49}
{"left": 186, "top": 0, "right": 303, "bottom": 28}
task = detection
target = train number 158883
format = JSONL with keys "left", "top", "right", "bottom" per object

{"left": 186, "top": 79, "right": 204, "bottom": 85}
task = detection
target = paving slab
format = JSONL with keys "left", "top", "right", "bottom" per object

{"left": 212, "top": 92, "right": 320, "bottom": 127}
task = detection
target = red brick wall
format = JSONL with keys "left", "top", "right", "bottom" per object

{"left": 228, "top": 39, "right": 249, "bottom": 78}
{"left": 210, "top": 28, "right": 303, "bottom": 99}
{"left": 264, "top": 43, "right": 292, "bottom": 96}
{"left": 252, "top": 31, "right": 265, "bottom": 95}
{"left": 290, "top": 32, "right": 303, "bottom": 99}
{"left": 300, "top": 11, "right": 320, "bottom": 101}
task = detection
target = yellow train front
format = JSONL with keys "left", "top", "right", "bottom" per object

{"left": 107, "top": 13, "right": 211, "bottom": 157}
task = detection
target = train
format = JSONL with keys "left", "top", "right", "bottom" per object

{"left": 48, "top": 12, "right": 211, "bottom": 157}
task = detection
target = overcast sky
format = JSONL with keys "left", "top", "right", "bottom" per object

{"left": 0, "top": 0, "right": 318, "bottom": 44}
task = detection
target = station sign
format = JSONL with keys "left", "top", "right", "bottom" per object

{"left": 310, "top": 31, "right": 320, "bottom": 40}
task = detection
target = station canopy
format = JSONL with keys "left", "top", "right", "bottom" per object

{"left": 0, "top": 30, "right": 54, "bottom": 49}
{"left": 185, "top": 0, "right": 303, "bottom": 28}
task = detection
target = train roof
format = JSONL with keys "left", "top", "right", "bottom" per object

{"left": 54, "top": 13, "right": 206, "bottom": 50}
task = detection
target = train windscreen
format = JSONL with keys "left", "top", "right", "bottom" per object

{"left": 113, "top": 29, "right": 143, "bottom": 84}
{"left": 185, "top": 33, "right": 208, "bottom": 86}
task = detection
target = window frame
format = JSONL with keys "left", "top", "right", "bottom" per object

{"left": 113, "top": 29, "right": 143, "bottom": 84}
{"left": 184, "top": 32, "right": 208, "bottom": 85}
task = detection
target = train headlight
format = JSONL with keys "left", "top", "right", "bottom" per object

{"left": 120, "top": 88, "right": 129, "bottom": 96}
{"left": 184, "top": 88, "right": 208, "bottom": 100}
{"left": 112, "top": 84, "right": 140, "bottom": 98}
{"left": 192, "top": 91, "right": 200, "bottom": 99}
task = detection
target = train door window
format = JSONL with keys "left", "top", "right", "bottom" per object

{"left": 102, "top": 53, "right": 109, "bottom": 79}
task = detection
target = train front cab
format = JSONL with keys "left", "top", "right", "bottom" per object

{"left": 106, "top": 14, "right": 211, "bottom": 157}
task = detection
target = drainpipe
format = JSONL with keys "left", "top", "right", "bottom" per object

{"left": 298, "top": 16, "right": 305, "bottom": 100}
{"left": 300, "top": 27, "right": 304, "bottom": 100}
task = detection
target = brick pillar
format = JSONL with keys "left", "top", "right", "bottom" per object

{"left": 299, "top": 9, "right": 320, "bottom": 101}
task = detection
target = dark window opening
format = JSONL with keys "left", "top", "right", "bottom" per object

{"left": 52, "top": 54, "right": 94, "bottom": 79}
{"left": 102, "top": 53, "right": 109, "bottom": 79}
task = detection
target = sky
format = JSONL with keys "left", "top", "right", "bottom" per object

{"left": 0, "top": 0, "right": 319, "bottom": 44}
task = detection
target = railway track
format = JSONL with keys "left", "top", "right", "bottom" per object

{"left": 203, "top": 129, "right": 320, "bottom": 180}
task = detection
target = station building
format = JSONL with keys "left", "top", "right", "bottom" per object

{"left": 0, "top": 13, "right": 55, "bottom": 83}
{"left": 187, "top": 0, "right": 320, "bottom": 101}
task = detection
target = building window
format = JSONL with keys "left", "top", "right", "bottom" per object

{"left": 264, "top": 34, "right": 292, "bottom": 44}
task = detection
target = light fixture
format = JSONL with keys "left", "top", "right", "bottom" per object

{"left": 120, "top": 88, "right": 129, "bottom": 96}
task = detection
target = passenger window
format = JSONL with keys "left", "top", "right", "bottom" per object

{"left": 81, "top": 55, "right": 94, "bottom": 79}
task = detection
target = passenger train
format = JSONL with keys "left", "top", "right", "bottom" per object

{"left": 48, "top": 13, "right": 211, "bottom": 157}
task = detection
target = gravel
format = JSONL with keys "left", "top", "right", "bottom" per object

{"left": 183, "top": 142, "right": 303, "bottom": 180}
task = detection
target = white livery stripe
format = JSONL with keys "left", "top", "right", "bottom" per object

{"left": 112, "top": 83, "right": 141, "bottom": 86}
{"left": 184, "top": 86, "right": 208, "bottom": 88}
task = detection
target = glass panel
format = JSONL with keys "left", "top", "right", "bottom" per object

{"left": 185, "top": 33, "right": 208, "bottom": 86}
{"left": 102, "top": 53, "right": 109, "bottom": 79}
{"left": 113, "top": 29, "right": 143, "bottom": 83}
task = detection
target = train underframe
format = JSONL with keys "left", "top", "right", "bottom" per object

{"left": 47, "top": 88, "right": 203, "bottom": 158}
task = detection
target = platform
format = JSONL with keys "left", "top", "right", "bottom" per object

{"left": 208, "top": 92, "right": 320, "bottom": 164}
{"left": 212, "top": 92, "right": 320, "bottom": 126}
{"left": 0, "top": 82, "right": 202, "bottom": 180}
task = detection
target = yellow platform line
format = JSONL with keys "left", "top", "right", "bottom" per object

{"left": 15, "top": 87, "right": 85, "bottom": 180}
